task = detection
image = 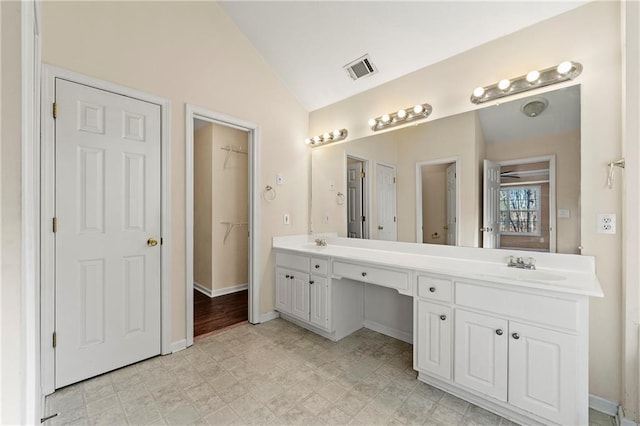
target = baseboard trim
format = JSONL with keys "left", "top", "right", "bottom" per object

{"left": 363, "top": 319, "right": 413, "bottom": 344}
{"left": 171, "top": 339, "right": 187, "bottom": 353}
{"left": 193, "top": 282, "right": 248, "bottom": 298}
{"left": 259, "top": 311, "right": 280, "bottom": 323}
{"left": 618, "top": 405, "right": 639, "bottom": 426}
{"left": 590, "top": 394, "right": 619, "bottom": 417}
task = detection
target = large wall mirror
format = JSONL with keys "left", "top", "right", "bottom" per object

{"left": 311, "top": 85, "right": 581, "bottom": 254}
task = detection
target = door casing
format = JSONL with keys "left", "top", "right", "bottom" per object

{"left": 185, "top": 104, "right": 260, "bottom": 347}
{"left": 40, "top": 65, "right": 172, "bottom": 395}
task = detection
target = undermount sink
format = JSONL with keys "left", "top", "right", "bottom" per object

{"left": 483, "top": 268, "right": 566, "bottom": 282}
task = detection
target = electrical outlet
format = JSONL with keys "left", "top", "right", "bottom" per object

{"left": 283, "top": 213, "right": 290, "bottom": 225}
{"left": 597, "top": 213, "right": 616, "bottom": 234}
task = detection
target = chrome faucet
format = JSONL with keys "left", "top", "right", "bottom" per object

{"left": 314, "top": 238, "right": 327, "bottom": 247}
{"left": 507, "top": 256, "right": 536, "bottom": 270}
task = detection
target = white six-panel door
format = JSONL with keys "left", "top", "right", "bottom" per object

{"left": 482, "top": 160, "right": 501, "bottom": 249}
{"left": 376, "top": 163, "right": 397, "bottom": 241}
{"left": 445, "top": 163, "right": 457, "bottom": 245}
{"left": 55, "top": 79, "right": 162, "bottom": 387}
{"left": 347, "top": 161, "right": 364, "bottom": 238}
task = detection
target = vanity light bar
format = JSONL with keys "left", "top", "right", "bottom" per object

{"left": 368, "top": 103, "right": 433, "bottom": 132}
{"left": 305, "top": 129, "right": 348, "bottom": 147}
{"left": 470, "top": 61, "right": 582, "bottom": 104}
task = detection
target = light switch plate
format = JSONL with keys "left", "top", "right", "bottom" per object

{"left": 283, "top": 213, "right": 290, "bottom": 225}
{"left": 276, "top": 173, "right": 284, "bottom": 185}
{"left": 558, "top": 209, "right": 570, "bottom": 218}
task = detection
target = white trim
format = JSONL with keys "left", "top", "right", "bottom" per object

{"left": 497, "top": 155, "right": 556, "bottom": 253}
{"left": 260, "top": 311, "right": 281, "bottom": 323}
{"left": 21, "top": 1, "right": 41, "bottom": 423}
{"left": 40, "top": 65, "right": 172, "bottom": 394}
{"left": 589, "top": 394, "right": 619, "bottom": 416}
{"left": 171, "top": 339, "right": 187, "bottom": 353}
{"left": 194, "top": 282, "right": 248, "bottom": 298}
{"left": 345, "top": 153, "right": 370, "bottom": 239}
{"left": 415, "top": 157, "right": 460, "bottom": 245}
{"left": 185, "top": 104, "right": 260, "bottom": 349}
{"left": 362, "top": 320, "right": 413, "bottom": 344}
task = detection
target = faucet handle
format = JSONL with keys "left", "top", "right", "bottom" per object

{"left": 526, "top": 257, "right": 536, "bottom": 269}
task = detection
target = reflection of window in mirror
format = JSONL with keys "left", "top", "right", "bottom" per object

{"left": 500, "top": 186, "right": 541, "bottom": 235}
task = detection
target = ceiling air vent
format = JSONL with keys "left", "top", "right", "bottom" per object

{"left": 344, "top": 54, "right": 378, "bottom": 81}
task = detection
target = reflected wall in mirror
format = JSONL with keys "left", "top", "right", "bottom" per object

{"left": 311, "top": 85, "right": 580, "bottom": 254}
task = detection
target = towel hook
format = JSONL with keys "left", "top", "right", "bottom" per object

{"left": 607, "top": 158, "right": 625, "bottom": 189}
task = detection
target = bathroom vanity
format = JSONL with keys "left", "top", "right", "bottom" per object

{"left": 273, "top": 235, "right": 603, "bottom": 426}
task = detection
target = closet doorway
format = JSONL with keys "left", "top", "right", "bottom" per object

{"left": 186, "top": 106, "right": 259, "bottom": 346}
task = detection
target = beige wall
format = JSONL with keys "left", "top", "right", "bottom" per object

{"left": 310, "top": 1, "right": 622, "bottom": 402}
{"left": 211, "top": 123, "right": 248, "bottom": 291}
{"left": 421, "top": 163, "right": 448, "bottom": 244}
{"left": 487, "top": 131, "right": 581, "bottom": 254}
{"left": 193, "top": 125, "right": 213, "bottom": 290}
{"left": 1, "top": 1, "right": 22, "bottom": 423}
{"left": 41, "top": 1, "right": 309, "bottom": 342}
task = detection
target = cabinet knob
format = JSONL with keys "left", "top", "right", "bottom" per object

{"left": 429, "top": 287, "right": 436, "bottom": 293}
{"left": 512, "top": 333, "right": 520, "bottom": 340}
{"left": 361, "top": 272, "right": 367, "bottom": 277}
{"left": 439, "top": 314, "right": 446, "bottom": 321}
{"left": 285, "top": 274, "right": 290, "bottom": 279}
{"left": 496, "top": 329, "right": 503, "bottom": 336}
{"left": 290, "top": 275, "right": 295, "bottom": 280}
{"left": 309, "top": 280, "right": 315, "bottom": 285}
{"left": 315, "top": 264, "right": 320, "bottom": 269}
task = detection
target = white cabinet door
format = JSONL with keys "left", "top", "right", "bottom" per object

{"left": 416, "top": 300, "right": 451, "bottom": 379}
{"left": 290, "top": 273, "right": 310, "bottom": 322}
{"left": 454, "top": 309, "right": 508, "bottom": 401}
{"left": 309, "top": 275, "right": 329, "bottom": 330}
{"left": 275, "top": 268, "right": 292, "bottom": 314}
{"left": 509, "top": 321, "right": 578, "bottom": 425}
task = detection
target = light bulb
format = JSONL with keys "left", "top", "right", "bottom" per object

{"left": 397, "top": 109, "right": 407, "bottom": 119}
{"left": 304, "top": 138, "right": 312, "bottom": 145}
{"left": 557, "top": 61, "right": 573, "bottom": 75}
{"left": 381, "top": 114, "right": 391, "bottom": 123}
{"left": 498, "top": 79, "right": 511, "bottom": 91}
{"left": 313, "top": 135, "right": 321, "bottom": 143}
{"left": 473, "top": 87, "right": 485, "bottom": 98}
{"left": 526, "top": 70, "right": 540, "bottom": 83}
{"left": 332, "top": 129, "right": 341, "bottom": 138}
{"left": 323, "top": 132, "right": 331, "bottom": 141}
{"left": 413, "top": 104, "right": 424, "bottom": 114}
{"left": 368, "top": 118, "right": 377, "bottom": 128}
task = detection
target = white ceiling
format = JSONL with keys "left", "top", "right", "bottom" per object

{"left": 219, "top": 1, "right": 589, "bottom": 112}
{"left": 478, "top": 85, "right": 580, "bottom": 144}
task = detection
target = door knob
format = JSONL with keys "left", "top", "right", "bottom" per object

{"left": 147, "top": 237, "right": 158, "bottom": 247}
{"left": 378, "top": 225, "right": 384, "bottom": 230}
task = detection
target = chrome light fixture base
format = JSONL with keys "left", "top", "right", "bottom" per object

{"left": 470, "top": 61, "right": 582, "bottom": 104}
{"left": 305, "top": 129, "right": 348, "bottom": 147}
{"left": 368, "top": 103, "right": 433, "bottom": 132}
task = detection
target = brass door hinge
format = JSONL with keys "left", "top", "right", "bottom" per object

{"left": 53, "top": 102, "right": 58, "bottom": 119}
{"left": 361, "top": 215, "right": 366, "bottom": 222}
{"left": 52, "top": 332, "right": 57, "bottom": 348}
{"left": 360, "top": 171, "right": 365, "bottom": 179}
{"left": 393, "top": 177, "right": 396, "bottom": 183}
{"left": 52, "top": 217, "right": 57, "bottom": 233}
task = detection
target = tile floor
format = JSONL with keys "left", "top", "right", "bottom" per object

{"left": 46, "top": 319, "right": 615, "bottom": 426}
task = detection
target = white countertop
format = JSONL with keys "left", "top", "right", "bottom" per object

{"left": 273, "top": 234, "right": 604, "bottom": 298}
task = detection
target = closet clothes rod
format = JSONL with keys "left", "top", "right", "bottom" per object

{"left": 220, "top": 144, "right": 248, "bottom": 169}
{"left": 220, "top": 221, "right": 248, "bottom": 244}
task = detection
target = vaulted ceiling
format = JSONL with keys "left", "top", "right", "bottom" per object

{"left": 219, "top": 1, "right": 589, "bottom": 112}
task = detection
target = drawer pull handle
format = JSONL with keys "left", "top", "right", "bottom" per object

{"left": 285, "top": 274, "right": 290, "bottom": 279}
{"left": 512, "top": 333, "right": 520, "bottom": 340}
{"left": 429, "top": 287, "right": 436, "bottom": 293}
{"left": 361, "top": 272, "right": 367, "bottom": 277}
{"left": 309, "top": 280, "right": 315, "bottom": 285}
{"left": 315, "top": 264, "right": 320, "bottom": 269}
{"left": 439, "top": 314, "right": 446, "bottom": 321}
{"left": 290, "top": 275, "right": 295, "bottom": 280}
{"left": 496, "top": 329, "right": 503, "bottom": 336}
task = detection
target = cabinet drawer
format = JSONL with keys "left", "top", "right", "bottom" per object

{"left": 276, "top": 252, "right": 310, "bottom": 272}
{"left": 455, "top": 281, "right": 578, "bottom": 331}
{"left": 333, "top": 260, "right": 409, "bottom": 292}
{"left": 417, "top": 275, "right": 452, "bottom": 302}
{"left": 311, "top": 258, "right": 328, "bottom": 276}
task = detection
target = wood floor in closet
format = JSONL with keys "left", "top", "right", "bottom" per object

{"left": 194, "top": 289, "right": 248, "bottom": 338}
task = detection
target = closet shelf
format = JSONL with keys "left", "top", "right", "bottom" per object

{"left": 220, "top": 221, "right": 248, "bottom": 244}
{"left": 220, "top": 145, "right": 248, "bottom": 169}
